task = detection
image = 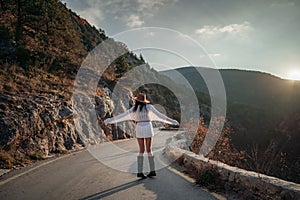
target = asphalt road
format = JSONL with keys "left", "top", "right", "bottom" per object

{"left": 0, "top": 130, "right": 221, "bottom": 200}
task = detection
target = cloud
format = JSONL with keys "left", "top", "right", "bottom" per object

{"left": 271, "top": 1, "right": 296, "bottom": 7}
{"left": 65, "top": 0, "right": 178, "bottom": 29}
{"left": 199, "top": 53, "right": 221, "bottom": 58}
{"left": 195, "top": 21, "right": 252, "bottom": 39}
{"left": 208, "top": 53, "right": 221, "bottom": 57}
{"left": 136, "top": 0, "right": 178, "bottom": 15}
{"left": 146, "top": 32, "right": 156, "bottom": 37}
{"left": 123, "top": 0, "right": 178, "bottom": 27}
{"left": 76, "top": 7, "right": 104, "bottom": 27}
{"left": 137, "top": 0, "right": 164, "bottom": 12}
{"left": 126, "top": 14, "right": 145, "bottom": 28}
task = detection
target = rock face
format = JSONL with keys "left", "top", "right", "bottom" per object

{"left": 0, "top": 83, "right": 137, "bottom": 166}
{"left": 108, "top": 87, "right": 136, "bottom": 139}
{"left": 0, "top": 94, "right": 82, "bottom": 160}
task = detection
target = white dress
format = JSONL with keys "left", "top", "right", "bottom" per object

{"left": 104, "top": 104, "right": 178, "bottom": 138}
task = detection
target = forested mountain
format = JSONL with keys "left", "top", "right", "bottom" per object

{"left": 162, "top": 67, "right": 300, "bottom": 111}
{"left": 162, "top": 66, "right": 300, "bottom": 183}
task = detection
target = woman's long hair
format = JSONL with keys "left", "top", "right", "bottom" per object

{"left": 133, "top": 101, "right": 147, "bottom": 112}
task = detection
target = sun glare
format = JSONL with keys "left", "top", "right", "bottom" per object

{"left": 287, "top": 70, "right": 300, "bottom": 80}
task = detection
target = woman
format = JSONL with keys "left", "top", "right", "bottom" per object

{"left": 104, "top": 93, "right": 179, "bottom": 179}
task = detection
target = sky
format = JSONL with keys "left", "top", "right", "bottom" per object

{"left": 62, "top": 0, "right": 300, "bottom": 80}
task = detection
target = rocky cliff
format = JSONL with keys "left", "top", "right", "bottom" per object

{"left": 0, "top": 0, "right": 181, "bottom": 168}
{"left": 0, "top": 0, "right": 142, "bottom": 168}
{"left": 0, "top": 93, "right": 81, "bottom": 162}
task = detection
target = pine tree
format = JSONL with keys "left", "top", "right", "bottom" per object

{"left": 115, "top": 56, "right": 129, "bottom": 75}
{"left": 139, "top": 53, "right": 145, "bottom": 63}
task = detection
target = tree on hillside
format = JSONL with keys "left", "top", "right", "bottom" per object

{"left": 139, "top": 53, "right": 145, "bottom": 63}
{"left": 0, "top": 0, "right": 4, "bottom": 10}
{"left": 115, "top": 56, "right": 130, "bottom": 76}
{"left": 1, "top": 0, "right": 106, "bottom": 75}
{"left": 189, "top": 117, "right": 245, "bottom": 167}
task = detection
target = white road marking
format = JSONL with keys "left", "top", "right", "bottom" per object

{"left": 0, "top": 152, "right": 80, "bottom": 186}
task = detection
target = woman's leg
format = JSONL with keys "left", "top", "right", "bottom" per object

{"left": 145, "top": 137, "right": 156, "bottom": 176}
{"left": 137, "top": 138, "right": 145, "bottom": 156}
{"left": 145, "top": 137, "right": 153, "bottom": 156}
{"left": 136, "top": 138, "right": 146, "bottom": 178}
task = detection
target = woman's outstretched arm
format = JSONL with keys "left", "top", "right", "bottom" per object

{"left": 149, "top": 105, "right": 179, "bottom": 125}
{"left": 104, "top": 109, "right": 132, "bottom": 124}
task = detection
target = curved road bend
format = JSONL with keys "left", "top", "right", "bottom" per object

{"left": 0, "top": 130, "right": 222, "bottom": 200}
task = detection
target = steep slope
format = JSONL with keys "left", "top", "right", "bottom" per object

{"left": 0, "top": 0, "right": 139, "bottom": 168}
{"left": 0, "top": 0, "right": 107, "bottom": 75}
{"left": 0, "top": 0, "right": 181, "bottom": 168}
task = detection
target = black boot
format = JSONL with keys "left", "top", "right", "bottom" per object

{"left": 147, "top": 156, "right": 156, "bottom": 177}
{"left": 137, "top": 156, "right": 146, "bottom": 179}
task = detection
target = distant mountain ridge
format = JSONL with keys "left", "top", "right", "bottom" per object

{"left": 161, "top": 66, "right": 300, "bottom": 113}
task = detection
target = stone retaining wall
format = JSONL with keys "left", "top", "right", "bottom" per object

{"left": 164, "top": 145, "right": 300, "bottom": 200}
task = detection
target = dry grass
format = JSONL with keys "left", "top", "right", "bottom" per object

{"left": 187, "top": 117, "right": 246, "bottom": 167}
{"left": 0, "top": 150, "right": 15, "bottom": 168}
{"left": 0, "top": 63, "right": 74, "bottom": 98}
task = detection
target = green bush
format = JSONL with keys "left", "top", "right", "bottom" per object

{"left": 53, "top": 148, "right": 68, "bottom": 154}
{"left": 29, "top": 152, "right": 44, "bottom": 160}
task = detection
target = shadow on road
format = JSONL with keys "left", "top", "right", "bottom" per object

{"left": 80, "top": 166, "right": 217, "bottom": 200}
{"left": 79, "top": 179, "right": 145, "bottom": 200}
{"left": 142, "top": 166, "right": 218, "bottom": 200}
{"left": 80, "top": 133, "right": 217, "bottom": 200}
